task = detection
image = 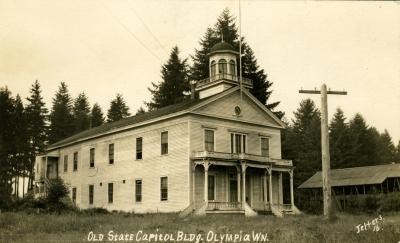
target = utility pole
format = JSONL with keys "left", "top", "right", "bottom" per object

{"left": 299, "top": 84, "right": 347, "bottom": 220}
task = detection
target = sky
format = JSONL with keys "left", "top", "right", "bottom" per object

{"left": 1, "top": 0, "right": 399, "bottom": 143}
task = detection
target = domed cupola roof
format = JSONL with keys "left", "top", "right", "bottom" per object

{"left": 209, "top": 41, "right": 238, "bottom": 55}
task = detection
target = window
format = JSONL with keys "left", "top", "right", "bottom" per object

{"left": 136, "top": 137, "right": 143, "bottom": 160}
{"left": 161, "top": 132, "right": 168, "bottom": 155}
{"left": 229, "top": 60, "right": 236, "bottom": 75}
{"left": 210, "top": 60, "right": 216, "bottom": 77}
{"left": 72, "top": 187, "right": 76, "bottom": 203}
{"left": 261, "top": 137, "right": 270, "bottom": 157}
{"left": 90, "top": 148, "right": 95, "bottom": 168}
{"left": 135, "top": 180, "right": 142, "bottom": 202}
{"left": 108, "top": 183, "right": 113, "bottom": 203}
{"left": 160, "top": 177, "right": 168, "bottom": 201}
{"left": 63, "top": 155, "right": 68, "bottom": 172}
{"left": 230, "top": 133, "right": 246, "bottom": 154}
{"left": 208, "top": 175, "right": 216, "bottom": 201}
{"left": 218, "top": 59, "right": 227, "bottom": 74}
{"left": 73, "top": 152, "right": 78, "bottom": 171}
{"left": 109, "top": 144, "right": 114, "bottom": 164}
{"left": 204, "top": 129, "right": 215, "bottom": 152}
{"left": 89, "top": 185, "right": 94, "bottom": 205}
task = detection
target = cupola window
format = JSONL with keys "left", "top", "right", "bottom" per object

{"left": 210, "top": 61, "right": 216, "bottom": 77}
{"left": 218, "top": 59, "right": 227, "bottom": 74}
{"left": 229, "top": 60, "right": 236, "bottom": 76}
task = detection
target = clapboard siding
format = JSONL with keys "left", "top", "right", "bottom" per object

{"left": 57, "top": 117, "right": 190, "bottom": 212}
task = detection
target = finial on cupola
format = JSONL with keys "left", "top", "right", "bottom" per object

{"left": 221, "top": 29, "right": 224, "bottom": 42}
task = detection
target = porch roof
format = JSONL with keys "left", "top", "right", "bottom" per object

{"left": 298, "top": 163, "right": 400, "bottom": 189}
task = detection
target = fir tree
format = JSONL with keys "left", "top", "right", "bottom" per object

{"left": 190, "top": 9, "right": 284, "bottom": 118}
{"left": 146, "top": 46, "right": 189, "bottom": 110}
{"left": 329, "top": 108, "right": 351, "bottom": 168}
{"left": 48, "top": 82, "right": 74, "bottom": 143}
{"left": 136, "top": 106, "right": 146, "bottom": 115}
{"left": 25, "top": 80, "right": 48, "bottom": 189}
{"left": 90, "top": 103, "right": 105, "bottom": 128}
{"left": 73, "top": 92, "right": 91, "bottom": 133}
{"left": 378, "top": 129, "right": 396, "bottom": 163}
{"left": 107, "top": 94, "right": 130, "bottom": 122}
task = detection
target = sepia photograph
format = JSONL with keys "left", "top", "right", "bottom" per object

{"left": 0, "top": 0, "right": 399, "bottom": 242}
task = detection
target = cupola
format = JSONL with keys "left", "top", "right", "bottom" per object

{"left": 195, "top": 40, "right": 253, "bottom": 99}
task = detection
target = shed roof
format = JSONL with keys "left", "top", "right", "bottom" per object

{"left": 298, "top": 163, "right": 400, "bottom": 189}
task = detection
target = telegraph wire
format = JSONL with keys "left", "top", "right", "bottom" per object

{"left": 127, "top": 1, "right": 169, "bottom": 56}
{"left": 100, "top": 1, "right": 163, "bottom": 63}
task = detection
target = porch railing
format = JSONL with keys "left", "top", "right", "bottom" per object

{"left": 192, "top": 151, "right": 292, "bottom": 166}
{"left": 207, "top": 201, "right": 242, "bottom": 211}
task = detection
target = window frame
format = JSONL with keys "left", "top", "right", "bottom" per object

{"left": 108, "top": 183, "right": 113, "bottom": 204}
{"left": 72, "top": 187, "right": 77, "bottom": 204}
{"left": 63, "top": 155, "right": 68, "bottom": 172}
{"left": 218, "top": 59, "right": 227, "bottom": 74}
{"left": 260, "top": 137, "right": 270, "bottom": 157}
{"left": 207, "top": 174, "right": 216, "bottom": 201}
{"left": 136, "top": 137, "right": 143, "bottom": 160}
{"left": 89, "top": 148, "right": 95, "bottom": 168}
{"left": 229, "top": 60, "right": 236, "bottom": 76}
{"left": 88, "top": 185, "right": 94, "bottom": 205}
{"left": 73, "top": 152, "right": 78, "bottom": 171}
{"left": 161, "top": 131, "right": 168, "bottom": 155}
{"left": 108, "top": 143, "right": 114, "bottom": 164}
{"left": 230, "top": 133, "right": 247, "bottom": 154}
{"left": 135, "top": 179, "right": 142, "bottom": 203}
{"left": 160, "top": 177, "right": 168, "bottom": 201}
{"left": 204, "top": 129, "right": 215, "bottom": 152}
{"left": 210, "top": 60, "right": 216, "bottom": 77}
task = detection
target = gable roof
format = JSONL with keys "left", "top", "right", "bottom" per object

{"left": 47, "top": 86, "right": 285, "bottom": 151}
{"left": 298, "top": 163, "right": 400, "bottom": 189}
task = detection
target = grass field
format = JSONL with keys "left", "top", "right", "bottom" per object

{"left": 0, "top": 212, "right": 399, "bottom": 243}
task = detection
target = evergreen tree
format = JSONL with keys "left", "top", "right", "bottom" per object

{"left": 107, "top": 94, "right": 130, "bottom": 122}
{"left": 0, "top": 87, "right": 15, "bottom": 207}
{"left": 396, "top": 140, "right": 400, "bottom": 162}
{"left": 146, "top": 46, "right": 189, "bottom": 110}
{"left": 377, "top": 129, "right": 396, "bottom": 163}
{"left": 90, "top": 103, "right": 105, "bottom": 128}
{"left": 48, "top": 82, "right": 74, "bottom": 143}
{"left": 190, "top": 9, "right": 284, "bottom": 118}
{"left": 73, "top": 92, "right": 91, "bottom": 133}
{"left": 329, "top": 108, "right": 351, "bottom": 168}
{"left": 136, "top": 106, "right": 146, "bottom": 115}
{"left": 25, "top": 80, "right": 48, "bottom": 189}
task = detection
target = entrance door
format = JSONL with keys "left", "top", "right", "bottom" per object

{"left": 229, "top": 175, "right": 237, "bottom": 202}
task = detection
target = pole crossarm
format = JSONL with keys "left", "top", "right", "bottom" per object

{"left": 299, "top": 90, "right": 347, "bottom": 95}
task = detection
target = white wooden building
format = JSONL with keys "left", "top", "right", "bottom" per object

{"left": 34, "top": 41, "right": 299, "bottom": 216}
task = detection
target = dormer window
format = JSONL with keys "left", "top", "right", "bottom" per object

{"left": 210, "top": 61, "right": 216, "bottom": 77}
{"left": 218, "top": 59, "right": 227, "bottom": 74}
{"left": 229, "top": 60, "right": 236, "bottom": 76}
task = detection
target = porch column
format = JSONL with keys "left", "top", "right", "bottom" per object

{"left": 278, "top": 172, "right": 283, "bottom": 205}
{"left": 204, "top": 161, "right": 209, "bottom": 206}
{"left": 236, "top": 166, "right": 241, "bottom": 203}
{"left": 241, "top": 163, "right": 247, "bottom": 208}
{"left": 289, "top": 170, "right": 294, "bottom": 210}
{"left": 268, "top": 167, "right": 273, "bottom": 207}
{"left": 263, "top": 171, "right": 268, "bottom": 204}
{"left": 192, "top": 164, "right": 196, "bottom": 205}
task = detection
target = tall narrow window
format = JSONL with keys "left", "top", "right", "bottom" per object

{"left": 204, "top": 129, "right": 215, "bottom": 152}
{"left": 135, "top": 179, "right": 142, "bottom": 202}
{"left": 230, "top": 133, "right": 246, "bottom": 154}
{"left": 208, "top": 175, "right": 215, "bottom": 201}
{"left": 89, "top": 185, "right": 94, "bottom": 205}
{"left": 108, "top": 183, "right": 113, "bottom": 203}
{"left": 109, "top": 144, "right": 114, "bottom": 164}
{"left": 210, "top": 60, "right": 216, "bottom": 77}
{"left": 136, "top": 137, "right": 143, "bottom": 160}
{"left": 160, "top": 177, "right": 168, "bottom": 201}
{"left": 63, "top": 155, "right": 68, "bottom": 172}
{"left": 73, "top": 152, "right": 78, "bottom": 171}
{"left": 90, "top": 148, "right": 95, "bottom": 168}
{"left": 229, "top": 60, "right": 236, "bottom": 76}
{"left": 261, "top": 137, "right": 270, "bottom": 157}
{"left": 72, "top": 187, "right": 76, "bottom": 203}
{"left": 218, "top": 59, "right": 227, "bottom": 74}
{"left": 161, "top": 132, "right": 168, "bottom": 155}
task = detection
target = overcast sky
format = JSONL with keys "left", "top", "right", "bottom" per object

{"left": 1, "top": 0, "right": 399, "bottom": 142}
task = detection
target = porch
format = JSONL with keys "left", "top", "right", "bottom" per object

{"left": 191, "top": 151, "right": 297, "bottom": 216}
{"left": 34, "top": 155, "right": 59, "bottom": 198}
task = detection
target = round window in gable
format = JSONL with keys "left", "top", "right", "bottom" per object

{"left": 234, "top": 105, "right": 241, "bottom": 116}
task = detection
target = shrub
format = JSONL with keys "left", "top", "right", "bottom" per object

{"left": 379, "top": 192, "right": 400, "bottom": 212}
